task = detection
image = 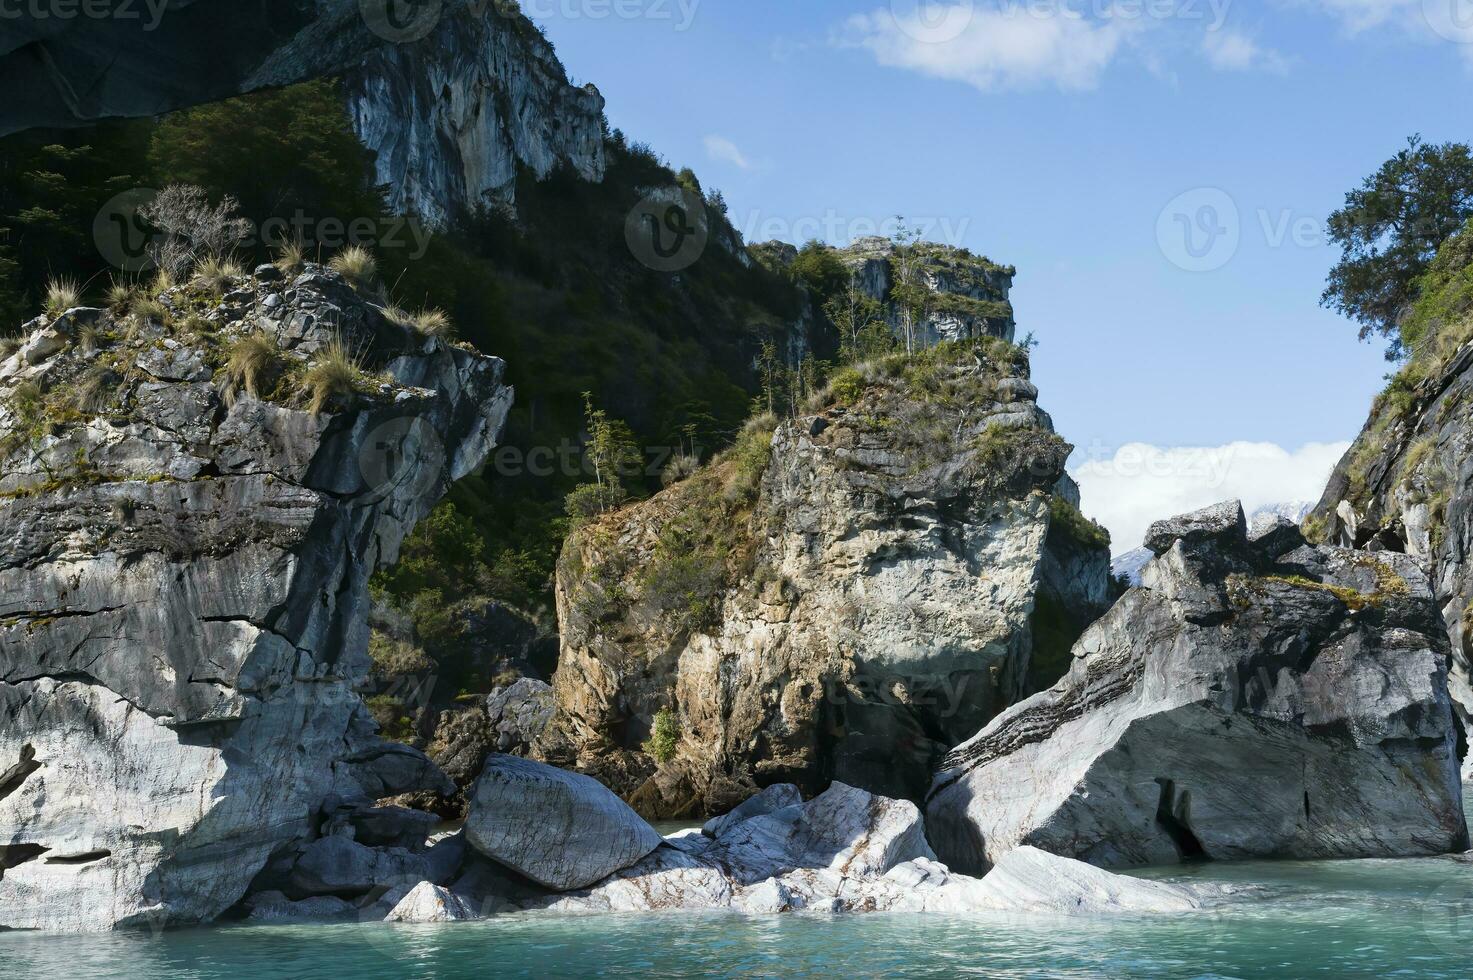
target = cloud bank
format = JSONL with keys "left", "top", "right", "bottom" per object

{"left": 1072, "top": 441, "right": 1350, "bottom": 555}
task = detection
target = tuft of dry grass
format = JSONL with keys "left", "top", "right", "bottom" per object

{"left": 412, "top": 308, "right": 454, "bottom": 339}
{"left": 42, "top": 277, "right": 81, "bottom": 319}
{"left": 273, "top": 238, "right": 306, "bottom": 277}
{"left": 222, "top": 332, "right": 281, "bottom": 403}
{"left": 193, "top": 254, "right": 244, "bottom": 296}
{"left": 105, "top": 278, "right": 139, "bottom": 314}
{"left": 71, "top": 362, "right": 119, "bottom": 415}
{"left": 328, "top": 246, "right": 377, "bottom": 291}
{"left": 301, "top": 336, "right": 364, "bottom": 414}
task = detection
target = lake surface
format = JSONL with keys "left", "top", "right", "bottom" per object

{"left": 4, "top": 803, "right": 1470, "bottom": 978}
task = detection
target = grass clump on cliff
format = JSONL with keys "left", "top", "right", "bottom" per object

{"left": 328, "top": 245, "right": 378, "bottom": 292}
{"left": 41, "top": 277, "right": 81, "bottom": 319}
{"left": 1049, "top": 495, "right": 1111, "bottom": 551}
{"left": 222, "top": 332, "right": 282, "bottom": 403}
{"left": 300, "top": 336, "right": 369, "bottom": 414}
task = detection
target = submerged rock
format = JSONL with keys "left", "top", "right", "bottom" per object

{"left": 0, "top": 265, "right": 511, "bottom": 931}
{"left": 464, "top": 755, "right": 662, "bottom": 891}
{"left": 541, "top": 339, "right": 1111, "bottom": 814}
{"left": 927, "top": 501, "right": 1470, "bottom": 873}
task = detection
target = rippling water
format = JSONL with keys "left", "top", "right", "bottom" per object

{"left": 2, "top": 851, "right": 1471, "bottom": 979}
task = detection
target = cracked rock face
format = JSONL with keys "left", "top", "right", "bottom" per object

{"left": 540, "top": 340, "right": 1111, "bottom": 815}
{"left": 0, "top": 264, "right": 511, "bottom": 931}
{"left": 1310, "top": 341, "right": 1473, "bottom": 780}
{"left": 926, "top": 501, "right": 1470, "bottom": 874}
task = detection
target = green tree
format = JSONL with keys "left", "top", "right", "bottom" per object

{"left": 889, "top": 219, "right": 928, "bottom": 354}
{"left": 149, "top": 80, "right": 387, "bottom": 252}
{"left": 789, "top": 240, "right": 848, "bottom": 302}
{"left": 825, "top": 267, "right": 888, "bottom": 364}
{"left": 1324, "top": 135, "right": 1473, "bottom": 358}
{"left": 566, "top": 392, "right": 642, "bottom": 522}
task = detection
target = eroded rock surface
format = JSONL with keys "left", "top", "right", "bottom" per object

{"left": 0, "top": 263, "right": 511, "bottom": 931}
{"left": 539, "top": 339, "right": 1112, "bottom": 815}
{"left": 927, "top": 501, "right": 1470, "bottom": 873}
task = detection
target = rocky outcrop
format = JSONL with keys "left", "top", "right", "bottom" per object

{"left": 1, "top": 1, "right": 605, "bottom": 223}
{"left": 927, "top": 501, "right": 1469, "bottom": 873}
{"left": 345, "top": 8, "right": 605, "bottom": 227}
{"left": 1310, "top": 343, "right": 1473, "bottom": 779}
{"left": 538, "top": 338, "right": 1112, "bottom": 816}
{"left": 841, "top": 237, "right": 1016, "bottom": 346}
{"left": 0, "top": 263, "right": 511, "bottom": 931}
{"left": 464, "top": 754, "right": 662, "bottom": 890}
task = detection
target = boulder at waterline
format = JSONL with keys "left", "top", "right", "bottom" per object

{"left": 927, "top": 500, "right": 1469, "bottom": 873}
{"left": 464, "top": 755, "right": 662, "bottom": 890}
{"left": 384, "top": 882, "right": 479, "bottom": 923}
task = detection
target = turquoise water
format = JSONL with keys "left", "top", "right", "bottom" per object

{"left": 2, "top": 853, "right": 1470, "bottom": 978}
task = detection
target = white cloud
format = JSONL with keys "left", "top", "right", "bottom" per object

{"left": 1072, "top": 441, "right": 1350, "bottom": 555}
{"left": 1201, "top": 29, "right": 1291, "bottom": 73}
{"left": 1301, "top": 0, "right": 1473, "bottom": 61}
{"left": 838, "top": 4, "right": 1140, "bottom": 93}
{"left": 703, "top": 135, "right": 753, "bottom": 170}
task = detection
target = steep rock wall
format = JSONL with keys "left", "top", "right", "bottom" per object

{"left": 537, "top": 338, "right": 1111, "bottom": 817}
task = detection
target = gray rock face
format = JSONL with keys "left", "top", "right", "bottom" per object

{"left": 542, "top": 340, "right": 1112, "bottom": 815}
{"left": 927, "top": 500, "right": 1469, "bottom": 873}
{"left": 345, "top": 8, "right": 605, "bottom": 227}
{"left": 464, "top": 755, "right": 662, "bottom": 891}
{"left": 1, "top": 2, "right": 604, "bottom": 225}
{"left": 1311, "top": 340, "right": 1473, "bottom": 780}
{"left": 0, "top": 265, "right": 511, "bottom": 931}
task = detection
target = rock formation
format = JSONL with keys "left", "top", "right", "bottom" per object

{"left": 1, "top": 1, "right": 605, "bottom": 223}
{"left": 0, "top": 261, "right": 511, "bottom": 931}
{"left": 1310, "top": 334, "right": 1473, "bottom": 779}
{"left": 538, "top": 337, "right": 1113, "bottom": 816}
{"left": 927, "top": 501, "right": 1469, "bottom": 873}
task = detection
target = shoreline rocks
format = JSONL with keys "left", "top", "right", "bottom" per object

{"left": 926, "top": 500, "right": 1470, "bottom": 873}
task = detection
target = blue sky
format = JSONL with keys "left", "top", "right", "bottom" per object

{"left": 531, "top": 0, "right": 1473, "bottom": 547}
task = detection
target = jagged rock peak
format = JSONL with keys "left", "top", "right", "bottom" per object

{"left": 536, "top": 337, "right": 1112, "bottom": 817}
{"left": 0, "top": 260, "right": 512, "bottom": 931}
